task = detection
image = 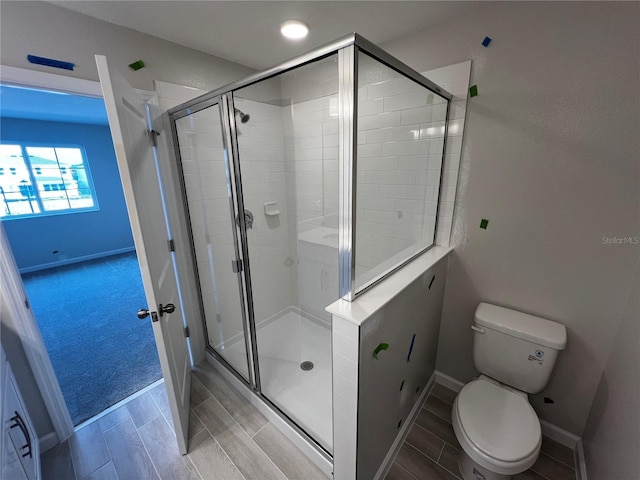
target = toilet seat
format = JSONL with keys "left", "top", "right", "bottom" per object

{"left": 452, "top": 378, "right": 541, "bottom": 475}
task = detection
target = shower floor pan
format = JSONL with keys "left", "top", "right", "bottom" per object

{"left": 224, "top": 307, "right": 333, "bottom": 452}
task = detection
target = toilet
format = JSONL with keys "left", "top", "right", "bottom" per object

{"left": 452, "top": 303, "right": 567, "bottom": 480}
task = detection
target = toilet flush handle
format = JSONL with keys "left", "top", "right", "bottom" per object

{"left": 471, "top": 325, "right": 485, "bottom": 334}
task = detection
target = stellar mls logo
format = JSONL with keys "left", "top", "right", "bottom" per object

{"left": 602, "top": 236, "right": 639, "bottom": 245}
{"left": 535, "top": 350, "right": 544, "bottom": 359}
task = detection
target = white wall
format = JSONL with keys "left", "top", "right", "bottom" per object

{"left": 383, "top": 2, "right": 640, "bottom": 436}
{"left": 0, "top": 1, "right": 253, "bottom": 92}
{"left": 582, "top": 260, "right": 639, "bottom": 479}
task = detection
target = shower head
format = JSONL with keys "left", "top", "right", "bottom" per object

{"left": 234, "top": 108, "right": 250, "bottom": 124}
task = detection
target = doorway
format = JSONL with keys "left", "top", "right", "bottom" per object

{"left": 20, "top": 252, "right": 161, "bottom": 425}
{"left": 0, "top": 83, "right": 162, "bottom": 425}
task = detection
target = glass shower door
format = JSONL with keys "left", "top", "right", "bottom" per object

{"left": 232, "top": 53, "right": 339, "bottom": 454}
{"left": 174, "top": 102, "right": 252, "bottom": 381}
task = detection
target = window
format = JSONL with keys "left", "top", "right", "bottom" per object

{"left": 0, "top": 144, "right": 98, "bottom": 218}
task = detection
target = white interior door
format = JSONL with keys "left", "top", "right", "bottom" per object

{"left": 95, "top": 55, "right": 191, "bottom": 454}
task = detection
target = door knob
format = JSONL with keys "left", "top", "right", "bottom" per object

{"left": 137, "top": 308, "right": 150, "bottom": 319}
{"left": 159, "top": 303, "right": 175, "bottom": 317}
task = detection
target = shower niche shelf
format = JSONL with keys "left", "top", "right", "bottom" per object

{"left": 264, "top": 202, "right": 280, "bottom": 216}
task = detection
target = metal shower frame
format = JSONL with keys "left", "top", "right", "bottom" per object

{"left": 167, "top": 32, "right": 452, "bottom": 457}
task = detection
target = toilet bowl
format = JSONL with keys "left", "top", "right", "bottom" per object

{"left": 452, "top": 376, "right": 541, "bottom": 479}
{"left": 452, "top": 303, "right": 567, "bottom": 480}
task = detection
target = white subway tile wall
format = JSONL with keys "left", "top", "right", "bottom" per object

{"left": 354, "top": 54, "right": 447, "bottom": 290}
{"left": 232, "top": 53, "right": 341, "bottom": 328}
{"left": 232, "top": 98, "right": 296, "bottom": 323}
{"left": 281, "top": 94, "right": 340, "bottom": 233}
{"left": 353, "top": 59, "right": 471, "bottom": 271}
{"left": 424, "top": 61, "right": 471, "bottom": 246}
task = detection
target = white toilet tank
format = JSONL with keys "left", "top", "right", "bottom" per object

{"left": 473, "top": 303, "right": 567, "bottom": 394}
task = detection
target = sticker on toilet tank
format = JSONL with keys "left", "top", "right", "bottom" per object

{"left": 528, "top": 350, "right": 545, "bottom": 365}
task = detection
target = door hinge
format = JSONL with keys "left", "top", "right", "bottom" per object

{"left": 148, "top": 129, "right": 160, "bottom": 147}
{"left": 184, "top": 326, "right": 190, "bottom": 338}
{"left": 168, "top": 239, "right": 175, "bottom": 252}
{"left": 231, "top": 259, "right": 243, "bottom": 273}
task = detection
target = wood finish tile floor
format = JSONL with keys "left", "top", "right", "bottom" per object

{"left": 386, "top": 383, "right": 578, "bottom": 480}
{"left": 41, "top": 363, "right": 329, "bottom": 480}
{"left": 40, "top": 372, "right": 579, "bottom": 480}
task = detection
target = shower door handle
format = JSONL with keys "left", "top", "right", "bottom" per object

{"left": 236, "top": 209, "right": 254, "bottom": 229}
{"left": 232, "top": 259, "right": 243, "bottom": 273}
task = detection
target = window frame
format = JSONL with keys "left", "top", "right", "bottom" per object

{"left": 0, "top": 141, "right": 99, "bottom": 220}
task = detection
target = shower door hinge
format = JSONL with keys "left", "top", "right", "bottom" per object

{"left": 148, "top": 129, "right": 160, "bottom": 147}
{"left": 184, "top": 326, "right": 190, "bottom": 338}
{"left": 168, "top": 239, "right": 175, "bottom": 252}
{"left": 231, "top": 259, "right": 243, "bottom": 273}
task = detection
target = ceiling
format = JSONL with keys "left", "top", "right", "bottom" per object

{"left": 48, "top": 1, "right": 478, "bottom": 70}
{"left": 2, "top": 2, "right": 477, "bottom": 126}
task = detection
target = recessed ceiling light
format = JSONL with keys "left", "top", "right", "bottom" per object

{"left": 280, "top": 20, "right": 309, "bottom": 40}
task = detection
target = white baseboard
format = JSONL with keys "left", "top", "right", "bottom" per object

{"left": 19, "top": 247, "right": 136, "bottom": 274}
{"left": 39, "top": 431, "right": 59, "bottom": 453}
{"left": 205, "top": 352, "right": 333, "bottom": 478}
{"left": 575, "top": 439, "right": 587, "bottom": 480}
{"left": 540, "top": 420, "right": 587, "bottom": 479}
{"left": 374, "top": 372, "right": 436, "bottom": 480}
{"left": 539, "top": 420, "right": 581, "bottom": 449}
{"left": 435, "top": 370, "right": 464, "bottom": 392}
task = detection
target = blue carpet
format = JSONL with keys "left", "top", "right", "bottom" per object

{"left": 22, "top": 252, "right": 162, "bottom": 425}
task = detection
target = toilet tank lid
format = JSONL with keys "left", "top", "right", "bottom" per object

{"left": 475, "top": 303, "right": 567, "bottom": 350}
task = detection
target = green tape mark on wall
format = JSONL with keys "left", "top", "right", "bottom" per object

{"left": 480, "top": 219, "right": 489, "bottom": 229}
{"left": 469, "top": 85, "right": 478, "bottom": 97}
{"left": 128, "top": 60, "right": 145, "bottom": 71}
{"left": 373, "top": 343, "right": 389, "bottom": 359}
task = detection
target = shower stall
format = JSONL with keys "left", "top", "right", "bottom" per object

{"left": 168, "top": 34, "right": 451, "bottom": 459}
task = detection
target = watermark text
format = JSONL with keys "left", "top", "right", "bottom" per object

{"left": 602, "top": 236, "right": 639, "bottom": 245}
